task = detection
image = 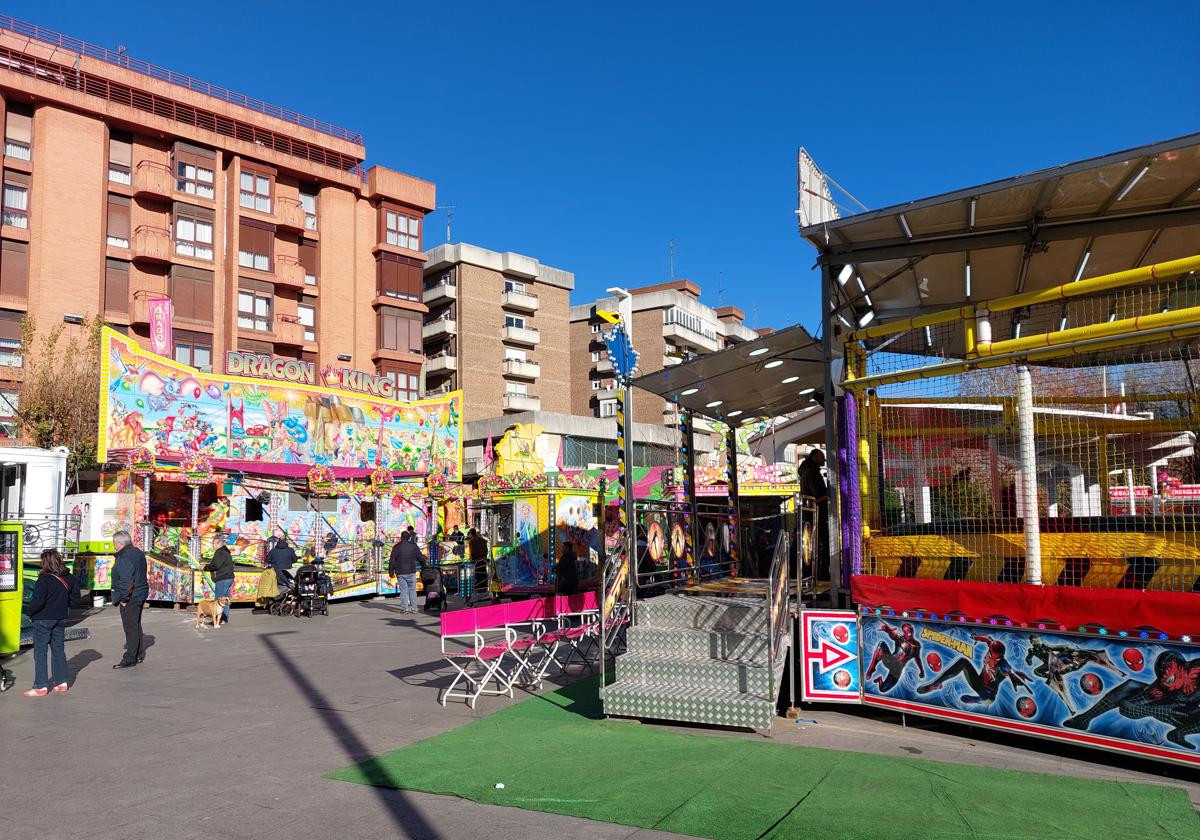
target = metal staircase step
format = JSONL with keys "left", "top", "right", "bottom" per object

{"left": 604, "top": 680, "right": 774, "bottom": 731}
{"left": 637, "top": 594, "right": 767, "bottom": 633}
{"left": 626, "top": 625, "right": 768, "bottom": 662}
{"left": 616, "top": 651, "right": 771, "bottom": 694}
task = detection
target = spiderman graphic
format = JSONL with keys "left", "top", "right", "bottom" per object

{"left": 1063, "top": 651, "right": 1200, "bottom": 749}
{"left": 865, "top": 622, "right": 924, "bottom": 691}
{"left": 916, "top": 634, "right": 1032, "bottom": 705}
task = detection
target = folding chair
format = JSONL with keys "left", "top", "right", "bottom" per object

{"left": 439, "top": 626, "right": 516, "bottom": 708}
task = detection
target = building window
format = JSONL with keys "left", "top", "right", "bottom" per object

{"left": 378, "top": 307, "right": 422, "bottom": 353}
{"left": 108, "top": 133, "right": 132, "bottom": 185}
{"left": 377, "top": 253, "right": 421, "bottom": 301}
{"left": 239, "top": 166, "right": 272, "bottom": 213}
{"left": 299, "top": 189, "right": 317, "bottom": 230}
{"left": 175, "top": 206, "right": 214, "bottom": 261}
{"left": 507, "top": 382, "right": 528, "bottom": 396}
{"left": 104, "top": 258, "right": 129, "bottom": 316}
{"left": 599, "top": 399, "right": 617, "bottom": 418}
{"left": 173, "top": 141, "right": 215, "bottom": 199}
{"left": 0, "top": 240, "right": 28, "bottom": 300}
{"left": 298, "top": 295, "right": 316, "bottom": 343}
{"left": 106, "top": 194, "right": 131, "bottom": 248}
{"left": 4, "top": 108, "right": 31, "bottom": 161}
{"left": 238, "top": 220, "right": 273, "bottom": 272}
{"left": 3, "top": 172, "right": 29, "bottom": 229}
{"left": 384, "top": 209, "right": 420, "bottom": 250}
{"left": 591, "top": 380, "right": 601, "bottom": 390}
{"left": 590, "top": 351, "right": 600, "bottom": 361}
{"left": 504, "top": 279, "right": 526, "bottom": 294}
{"left": 504, "top": 348, "right": 526, "bottom": 362}
{"left": 237, "top": 282, "right": 272, "bottom": 332}
{"left": 378, "top": 365, "right": 420, "bottom": 402}
{"left": 169, "top": 266, "right": 214, "bottom": 324}
{"left": 0, "top": 310, "right": 22, "bottom": 367}
{"left": 300, "top": 239, "right": 318, "bottom": 286}
{"left": 173, "top": 329, "right": 212, "bottom": 372}
{"left": 591, "top": 323, "right": 600, "bottom": 333}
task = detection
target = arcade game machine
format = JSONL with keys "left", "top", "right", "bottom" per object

{"left": 95, "top": 327, "right": 464, "bottom": 606}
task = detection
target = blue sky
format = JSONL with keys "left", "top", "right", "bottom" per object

{"left": 25, "top": 1, "right": 1199, "bottom": 334}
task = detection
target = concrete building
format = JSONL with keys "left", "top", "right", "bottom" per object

{"left": 0, "top": 16, "right": 434, "bottom": 420}
{"left": 423, "top": 243, "right": 573, "bottom": 422}
{"left": 569, "top": 280, "right": 759, "bottom": 426}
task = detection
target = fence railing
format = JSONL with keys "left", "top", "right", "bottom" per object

{"left": 20, "top": 513, "right": 82, "bottom": 559}
{"left": 0, "top": 14, "right": 363, "bottom": 144}
{"left": 765, "top": 529, "right": 790, "bottom": 701}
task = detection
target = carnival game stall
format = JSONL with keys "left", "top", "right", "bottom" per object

{"left": 801, "top": 134, "right": 1200, "bottom": 766}
{"left": 95, "top": 327, "right": 463, "bottom": 604}
{"left": 476, "top": 470, "right": 604, "bottom": 597}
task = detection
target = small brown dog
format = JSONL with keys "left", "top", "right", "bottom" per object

{"left": 194, "top": 597, "right": 231, "bottom": 628}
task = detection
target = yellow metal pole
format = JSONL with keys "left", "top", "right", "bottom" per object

{"left": 977, "top": 305, "right": 1200, "bottom": 357}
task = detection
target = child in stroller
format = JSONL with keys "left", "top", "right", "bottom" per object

{"left": 269, "top": 562, "right": 329, "bottom": 617}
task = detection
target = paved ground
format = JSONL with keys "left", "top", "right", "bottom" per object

{"left": 3, "top": 599, "right": 1198, "bottom": 840}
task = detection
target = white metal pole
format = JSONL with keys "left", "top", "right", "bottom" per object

{"left": 1015, "top": 366, "right": 1041, "bottom": 584}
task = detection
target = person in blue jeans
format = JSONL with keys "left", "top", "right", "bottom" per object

{"left": 203, "top": 527, "right": 235, "bottom": 624}
{"left": 24, "top": 549, "right": 79, "bottom": 697}
{"left": 388, "top": 531, "right": 424, "bottom": 613}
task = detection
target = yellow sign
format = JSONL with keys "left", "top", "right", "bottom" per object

{"left": 596, "top": 309, "right": 621, "bottom": 325}
{"left": 495, "top": 423, "right": 544, "bottom": 476}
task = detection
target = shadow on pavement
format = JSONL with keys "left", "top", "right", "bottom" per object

{"left": 260, "top": 631, "right": 443, "bottom": 840}
{"left": 68, "top": 648, "right": 103, "bottom": 680}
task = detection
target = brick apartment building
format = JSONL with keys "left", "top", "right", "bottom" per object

{"left": 422, "top": 243, "right": 573, "bottom": 422}
{"left": 0, "top": 16, "right": 434, "bottom": 422}
{"left": 569, "top": 280, "right": 760, "bottom": 426}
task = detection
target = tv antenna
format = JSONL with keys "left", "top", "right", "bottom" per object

{"left": 437, "top": 205, "right": 456, "bottom": 243}
{"left": 717, "top": 272, "right": 725, "bottom": 306}
{"left": 668, "top": 240, "right": 677, "bottom": 281}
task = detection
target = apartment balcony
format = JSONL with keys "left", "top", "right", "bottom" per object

{"left": 501, "top": 289, "right": 539, "bottom": 312}
{"left": 424, "top": 384, "right": 454, "bottom": 399}
{"left": 425, "top": 353, "right": 458, "bottom": 374}
{"left": 592, "top": 386, "right": 616, "bottom": 401}
{"left": 595, "top": 357, "right": 613, "bottom": 373}
{"left": 132, "top": 225, "right": 171, "bottom": 264}
{"left": 129, "top": 294, "right": 156, "bottom": 326}
{"left": 423, "top": 317, "right": 458, "bottom": 339}
{"left": 133, "top": 160, "right": 173, "bottom": 199}
{"left": 276, "top": 197, "right": 307, "bottom": 232}
{"left": 502, "top": 325, "right": 540, "bottom": 346}
{"left": 503, "top": 392, "right": 541, "bottom": 412}
{"left": 423, "top": 282, "right": 457, "bottom": 305}
{"left": 274, "top": 255, "right": 306, "bottom": 290}
{"left": 502, "top": 358, "right": 540, "bottom": 379}
{"left": 274, "top": 315, "right": 306, "bottom": 348}
{"left": 663, "top": 322, "right": 720, "bottom": 353}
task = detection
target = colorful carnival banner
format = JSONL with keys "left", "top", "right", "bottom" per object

{"left": 800, "top": 610, "right": 861, "bottom": 703}
{"left": 98, "top": 328, "right": 463, "bottom": 480}
{"left": 860, "top": 614, "right": 1200, "bottom": 767}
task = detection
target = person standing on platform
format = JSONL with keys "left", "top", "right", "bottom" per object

{"left": 799, "top": 448, "right": 831, "bottom": 581}
{"left": 24, "top": 549, "right": 80, "bottom": 695}
{"left": 449, "top": 525, "right": 465, "bottom": 557}
{"left": 388, "top": 531, "right": 423, "bottom": 613}
{"left": 204, "top": 528, "right": 235, "bottom": 625}
{"left": 468, "top": 528, "right": 488, "bottom": 591}
{"left": 110, "top": 531, "right": 148, "bottom": 669}
{"left": 266, "top": 534, "right": 298, "bottom": 591}
{"left": 555, "top": 541, "right": 579, "bottom": 596}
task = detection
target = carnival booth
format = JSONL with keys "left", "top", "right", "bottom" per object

{"left": 473, "top": 424, "right": 605, "bottom": 597}
{"left": 799, "top": 133, "right": 1200, "bottom": 767}
{"left": 95, "top": 327, "right": 464, "bottom": 604}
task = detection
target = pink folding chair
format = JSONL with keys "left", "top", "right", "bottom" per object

{"left": 439, "top": 604, "right": 526, "bottom": 708}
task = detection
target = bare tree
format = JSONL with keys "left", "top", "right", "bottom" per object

{"left": 15, "top": 315, "right": 102, "bottom": 490}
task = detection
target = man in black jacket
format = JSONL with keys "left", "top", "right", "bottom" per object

{"left": 204, "top": 527, "right": 235, "bottom": 624}
{"left": 110, "top": 530, "right": 149, "bottom": 668}
{"left": 266, "top": 535, "right": 298, "bottom": 591}
{"left": 388, "top": 532, "right": 424, "bottom": 613}
{"left": 798, "top": 448, "right": 831, "bottom": 581}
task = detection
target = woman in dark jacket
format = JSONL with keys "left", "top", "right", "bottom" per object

{"left": 555, "top": 542, "right": 579, "bottom": 596}
{"left": 25, "top": 549, "right": 79, "bottom": 696}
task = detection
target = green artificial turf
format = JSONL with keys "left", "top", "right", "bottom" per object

{"left": 329, "top": 678, "right": 1200, "bottom": 840}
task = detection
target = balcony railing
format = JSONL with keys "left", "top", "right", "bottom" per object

{"left": 423, "top": 282, "right": 457, "bottom": 304}
{"left": 132, "top": 225, "right": 171, "bottom": 263}
{"left": 133, "top": 160, "right": 172, "bottom": 198}
{"left": 423, "top": 317, "right": 457, "bottom": 339}
{"left": 503, "top": 392, "right": 541, "bottom": 411}
{"left": 274, "top": 254, "right": 306, "bottom": 289}
{"left": 425, "top": 353, "right": 458, "bottom": 374}
{"left": 0, "top": 14, "right": 363, "bottom": 144}
{"left": 502, "top": 358, "right": 540, "bottom": 379}
{"left": 501, "top": 288, "right": 539, "bottom": 312}
{"left": 276, "top": 197, "right": 306, "bottom": 231}
{"left": 502, "top": 324, "right": 540, "bottom": 345}
{"left": 274, "top": 315, "right": 305, "bottom": 347}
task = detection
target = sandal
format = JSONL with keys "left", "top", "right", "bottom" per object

{"left": 52, "top": 683, "right": 70, "bottom": 693}
{"left": 24, "top": 687, "right": 48, "bottom": 697}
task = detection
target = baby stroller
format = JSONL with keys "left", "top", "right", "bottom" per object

{"left": 419, "top": 563, "right": 447, "bottom": 612}
{"left": 295, "top": 565, "right": 328, "bottom": 617}
{"left": 0, "top": 663, "right": 14, "bottom": 692}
